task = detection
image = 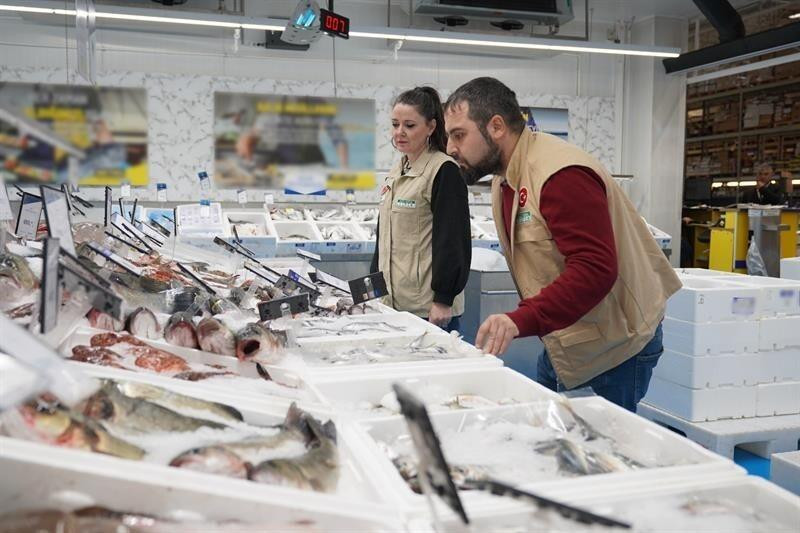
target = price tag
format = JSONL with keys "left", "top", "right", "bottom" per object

{"left": 40, "top": 185, "right": 76, "bottom": 256}
{"left": 157, "top": 183, "right": 167, "bottom": 202}
{"left": 40, "top": 237, "right": 61, "bottom": 334}
{"left": 198, "top": 171, "right": 211, "bottom": 193}
{"left": 15, "top": 192, "right": 42, "bottom": 240}
{"left": 120, "top": 183, "right": 131, "bottom": 198}
{"left": 244, "top": 261, "right": 281, "bottom": 284}
{"left": 104, "top": 230, "right": 149, "bottom": 255}
{"left": 263, "top": 193, "right": 274, "bottom": 206}
{"left": 346, "top": 188, "right": 356, "bottom": 205}
{"left": 176, "top": 262, "right": 218, "bottom": 296}
{"left": 288, "top": 269, "right": 318, "bottom": 293}
{"left": 258, "top": 293, "right": 310, "bottom": 321}
{"left": 348, "top": 272, "right": 387, "bottom": 305}
{"left": 391, "top": 383, "right": 469, "bottom": 525}
{"left": 111, "top": 213, "right": 154, "bottom": 251}
{"left": 315, "top": 268, "right": 351, "bottom": 293}
{"left": 0, "top": 176, "right": 13, "bottom": 221}
{"left": 237, "top": 189, "right": 247, "bottom": 204}
{"left": 200, "top": 199, "right": 210, "bottom": 218}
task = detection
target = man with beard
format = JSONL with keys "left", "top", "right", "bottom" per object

{"left": 443, "top": 77, "right": 681, "bottom": 411}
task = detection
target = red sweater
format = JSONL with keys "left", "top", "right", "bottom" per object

{"left": 502, "top": 166, "right": 618, "bottom": 338}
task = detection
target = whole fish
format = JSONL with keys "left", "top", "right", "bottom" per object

{"left": 196, "top": 316, "right": 236, "bottom": 356}
{"left": 164, "top": 311, "right": 199, "bottom": 349}
{"left": 234, "top": 322, "right": 285, "bottom": 362}
{"left": 169, "top": 445, "right": 251, "bottom": 479}
{"left": 249, "top": 417, "right": 340, "bottom": 492}
{"left": 8, "top": 398, "right": 144, "bottom": 460}
{"left": 0, "top": 251, "right": 38, "bottom": 290}
{"left": 115, "top": 380, "right": 243, "bottom": 422}
{"left": 125, "top": 307, "right": 161, "bottom": 339}
{"left": 534, "top": 438, "right": 628, "bottom": 476}
{"left": 81, "top": 380, "right": 227, "bottom": 434}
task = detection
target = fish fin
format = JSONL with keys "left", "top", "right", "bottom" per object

{"left": 256, "top": 363, "right": 272, "bottom": 381}
{"left": 217, "top": 402, "right": 244, "bottom": 422}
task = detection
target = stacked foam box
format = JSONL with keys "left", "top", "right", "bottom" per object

{"left": 781, "top": 257, "right": 800, "bottom": 281}
{"left": 644, "top": 270, "right": 800, "bottom": 422}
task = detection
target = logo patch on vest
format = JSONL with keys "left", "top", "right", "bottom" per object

{"left": 516, "top": 210, "right": 533, "bottom": 224}
{"left": 395, "top": 198, "right": 416, "bottom": 209}
{"left": 519, "top": 187, "right": 529, "bottom": 207}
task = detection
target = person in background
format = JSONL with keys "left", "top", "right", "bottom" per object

{"left": 443, "top": 77, "right": 681, "bottom": 411}
{"left": 741, "top": 162, "right": 788, "bottom": 205}
{"left": 370, "top": 87, "right": 471, "bottom": 333}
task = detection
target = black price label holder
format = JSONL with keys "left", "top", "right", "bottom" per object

{"left": 150, "top": 219, "right": 172, "bottom": 238}
{"left": 461, "top": 479, "right": 631, "bottom": 529}
{"left": 87, "top": 242, "right": 143, "bottom": 278}
{"left": 111, "top": 214, "right": 154, "bottom": 252}
{"left": 176, "top": 262, "right": 218, "bottom": 296}
{"left": 104, "top": 229, "right": 149, "bottom": 255}
{"left": 258, "top": 293, "right": 310, "bottom": 321}
{"left": 244, "top": 261, "right": 281, "bottom": 284}
{"left": 40, "top": 185, "right": 76, "bottom": 256}
{"left": 104, "top": 186, "right": 112, "bottom": 227}
{"left": 61, "top": 263, "right": 122, "bottom": 320}
{"left": 213, "top": 236, "right": 256, "bottom": 260}
{"left": 392, "top": 383, "right": 469, "bottom": 526}
{"left": 40, "top": 238, "right": 61, "bottom": 334}
{"left": 314, "top": 268, "right": 351, "bottom": 293}
{"left": 349, "top": 272, "right": 387, "bottom": 305}
{"left": 14, "top": 191, "right": 42, "bottom": 240}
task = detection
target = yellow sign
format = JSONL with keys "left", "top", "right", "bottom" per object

{"left": 326, "top": 171, "right": 377, "bottom": 190}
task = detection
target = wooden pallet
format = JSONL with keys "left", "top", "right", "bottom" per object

{"left": 637, "top": 402, "right": 800, "bottom": 459}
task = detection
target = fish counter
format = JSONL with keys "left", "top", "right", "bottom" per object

{"left": 0, "top": 216, "right": 798, "bottom": 532}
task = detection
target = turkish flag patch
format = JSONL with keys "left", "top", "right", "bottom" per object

{"left": 519, "top": 187, "right": 528, "bottom": 207}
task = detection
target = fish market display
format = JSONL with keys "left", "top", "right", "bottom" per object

{"left": 164, "top": 312, "right": 200, "bottom": 349}
{"left": 126, "top": 307, "right": 161, "bottom": 339}
{"left": 197, "top": 316, "right": 236, "bottom": 356}
{"left": 229, "top": 219, "right": 266, "bottom": 237}
{"left": 0, "top": 249, "right": 39, "bottom": 316}
{"left": 282, "top": 233, "right": 311, "bottom": 241}
{"left": 0, "top": 382, "right": 340, "bottom": 493}
{"left": 234, "top": 322, "right": 286, "bottom": 362}
{"left": 363, "top": 386, "right": 515, "bottom": 416}
{"left": 361, "top": 224, "right": 377, "bottom": 240}
{"left": 319, "top": 224, "right": 359, "bottom": 241}
{"left": 348, "top": 208, "right": 378, "bottom": 222}
{"left": 293, "top": 316, "right": 408, "bottom": 338}
{"left": 378, "top": 400, "right": 681, "bottom": 494}
{"left": 308, "top": 208, "right": 348, "bottom": 221}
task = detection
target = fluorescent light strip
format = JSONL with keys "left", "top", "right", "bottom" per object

{"left": 738, "top": 181, "right": 757, "bottom": 186}
{"left": 789, "top": 12, "right": 800, "bottom": 19}
{"left": 0, "top": 3, "right": 678, "bottom": 57}
{"left": 350, "top": 31, "right": 680, "bottom": 58}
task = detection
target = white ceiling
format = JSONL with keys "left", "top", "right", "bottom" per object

{"left": 572, "top": 0, "right": 758, "bottom": 23}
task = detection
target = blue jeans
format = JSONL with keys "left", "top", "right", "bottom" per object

{"left": 424, "top": 315, "right": 461, "bottom": 334}
{"left": 537, "top": 323, "right": 663, "bottom": 412}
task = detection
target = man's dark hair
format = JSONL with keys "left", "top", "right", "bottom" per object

{"left": 444, "top": 77, "right": 526, "bottom": 136}
{"left": 393, "top": 86, "right": 448, "bottom": 153}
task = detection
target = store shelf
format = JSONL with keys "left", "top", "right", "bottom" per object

{"left": 687, "top": 78, "right": 800, "bottom": 104}
{"left": 687, "top": 124, "right": 800, "bottom": 143}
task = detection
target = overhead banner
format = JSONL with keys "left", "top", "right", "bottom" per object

{"left": 521, "top": 107, "right": 569, "bottom": 140}
{"left": 214, "top": 93, "right": 376, "bottom": 190}
{"left": 0, "top": 82, "right": 148, "bottom": 186}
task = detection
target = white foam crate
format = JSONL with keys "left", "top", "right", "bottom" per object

{"left": 728, "top": 276, "right": 800, "bottom": 317}
{"left": 271, "top": 220, "right": 323, "bottom": 255}
{"left": 223, "top": 210, "right": 273, "bottom": 237}
{"left": 762, "top": 348, "right": 800, "bottom": 382}
{"left": 293, "top": 312, "right": 445, "bottom": 348}
{"left": 429, "top": 476, "right": 799, "bottom": 533}
{"left": 663, "top": 316, "right": 759, "bottom": 355}
{"left": 760, "top": 316, "right": 800, "bottom": 350}
{"left": 309, "top": 366, "right": 558, "bottom": 420}
{"left": 781, "top": 257, "right": 800, "bottom": 281}
{"left": 0, "top": 369, "right": 388, "bottom": 505}
{"left": 652, "top": 350, "right": 763, "bottom": 389}
{"left": 643, "top": 376, "right": 757, "bottom": 421}
{"left": 757, "top": 381, "right": 800, "bottom": 416}
{"left": 350, "top": 397, "right": 741, "bottom": 513}
{"left": 59, "top": 326, "right": 317, "bottom": 405}
{"left": 666, "top": 277, "right": 761, "bottom": 323}
{"left": 674, "top": 268, "right": 744, "bottom": 277}
{"left": 771, "top": 451, "right": 800, "bottom": 496}
{"left": 314, "top": 221, "right": 371, "bottom": 253}
{"left": 0, "top": 439, "right": 404, "bottom": 531}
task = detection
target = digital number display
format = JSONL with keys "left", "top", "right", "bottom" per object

{"left": 320, "top": 8, "right": 349, "bottom": 39}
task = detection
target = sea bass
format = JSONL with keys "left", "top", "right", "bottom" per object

{"left": 234, "top": 322, "right": 286, "bottom": 362}
{"left": 81, "top": 380, "right": 227, "bottom": 434}
{"left": 115, "top": 380, "right": 243, "bottom": 422}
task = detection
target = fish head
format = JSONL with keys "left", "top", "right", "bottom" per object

{"left": 81, "top": 390, "right": 117, "bottom": 422}
{"left": 0, "top": 252, "right": 37, "bottom": 290}
{"left": 18, "top": 399, "right": 72, "bottom": 440}
{"left": 170, "top": 446, "right": 249, "bottom": 478}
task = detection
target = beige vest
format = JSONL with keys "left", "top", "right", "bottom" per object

{"left": 378, "top": 149, "right": 466, "bottom": 317}
{"left": 492, "top": 130, "right": 682, "bottom": 388}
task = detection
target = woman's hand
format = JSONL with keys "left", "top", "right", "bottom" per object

{"left": 428, "top": 302, "right": 453, "bottom": 328}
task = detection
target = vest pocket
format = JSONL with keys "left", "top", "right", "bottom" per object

{"left": 555, "top": 322, "right": 602, "bottom": 347}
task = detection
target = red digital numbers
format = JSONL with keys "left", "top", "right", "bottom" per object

{"left": 320, "top": 9, "right": 349, "bottom": 38}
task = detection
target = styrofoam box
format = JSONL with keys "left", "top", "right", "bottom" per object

{"left": 293, "top": 312, "right": 444, "bottom": 348}
{"left": 0, "top": 367, "right": 390, "bottom": 504}
{"left": 309, "top": 366, "right": 559, "bottom": 420}
{"left": 760, "top": 316, "right": 800, "bottom": 350}
{"left": 771, "top": 451, "right": 800, "bottom": 496}
{"left": 663, "top": 316, "right": 759, "bottom": 355}
{"left": 224, "top": 210, "right": 273, "bottom": 237}
{"left": 271, "top": 220, "right": 323, "bottom": 251}
{"left": 666, "top": 277, "right": 761, "bottom": 323}
{"left": 652, "top": 350, "right": 763, "bottom": 389}
{"left": 59, "top": 326, "right": 317, "bottom": 405}
{"left": 431, "top": 477, "right": 800, "bottom": 533}
{"left": 781, "top": 257, "right": 800, "bottom": 281}
{"left": 643, "top": 376, "right": 757, "bottom": 421}
{"left": 0, "top": 440, "right": 404, "bottom": 531}
{"left": 756, "top": 381, "right": 800, "bottom": 416}
{"left": 726, "top": 275, "right": 800, "bottom": 317}
{"left": 675, "top": 268, "right": 743, "bottom": 277}
{"left": 350, "top": 398, "right": 740, "bottom": 512}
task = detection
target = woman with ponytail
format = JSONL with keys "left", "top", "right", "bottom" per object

{"left": 370, "top": 87, "right": 471, "bottom": 332}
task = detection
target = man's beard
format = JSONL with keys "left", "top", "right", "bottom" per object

{"left": 457, "top": 137, "right": 503, "bottom": 185}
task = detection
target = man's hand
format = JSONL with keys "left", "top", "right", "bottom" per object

{"left": 428, "top": 302, "right": 453, "bottom": 328}
{"left": 475, "top": 314, "right": 519, "bottom": 356}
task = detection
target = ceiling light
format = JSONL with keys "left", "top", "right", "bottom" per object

{"left": 738, "top": 181, "right": 757, "bottom": 186}
{"left": 0, "top": 3, "right": 680, "bottom": 58}
{"left": 789, "top": 12, "right": 800, "bottom": 19}
{"left": 711, "top": 182, "right": 723, "bottom": 188}
{"left": 792, "top": 179, "right": 800, "bottom": 185}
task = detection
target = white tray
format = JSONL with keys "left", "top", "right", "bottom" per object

{"left": 667, "top": 276, "right": 761, "bottom": 323}
{"left": 310, "top": 366, "right": 559, "bottom": 420}
{"left": 350, "top": 397, "right": 741, "bottom": 512}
